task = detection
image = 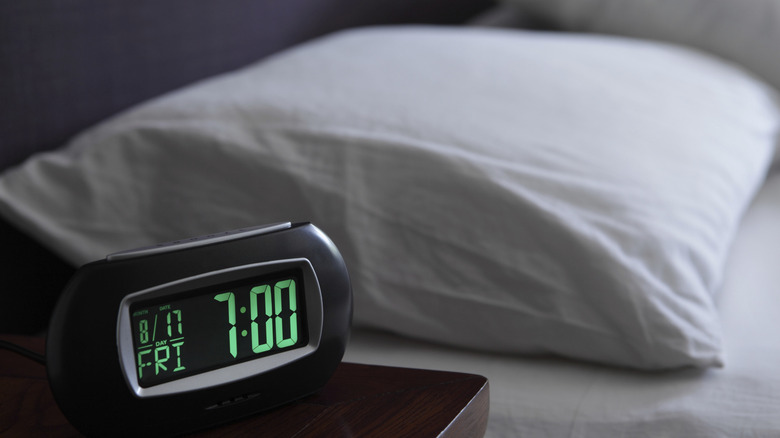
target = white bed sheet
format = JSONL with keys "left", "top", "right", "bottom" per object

{"left": 344, "top": 165, "right": 780, "bottom": 437}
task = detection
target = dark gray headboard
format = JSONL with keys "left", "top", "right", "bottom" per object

{"left": 0, "top": 0, "right": 494, "bottom": 333}
{"left": 0, "top": 0, "right": 493, "bottom": 170}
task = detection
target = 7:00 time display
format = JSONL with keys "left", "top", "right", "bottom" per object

{"left": 130, "top": 271, "right": 307, "bottom": 387}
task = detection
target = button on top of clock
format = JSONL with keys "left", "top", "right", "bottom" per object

{"left": 106, "top": 222, "right": 292, "bottom": 262}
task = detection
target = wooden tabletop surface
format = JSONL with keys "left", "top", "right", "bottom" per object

{"left": 0, "top": 335, "right": 489, "bottom": 437}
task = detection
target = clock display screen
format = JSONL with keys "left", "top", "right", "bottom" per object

{"left": 129, "top": 270, "right": 307, "bottom": 387}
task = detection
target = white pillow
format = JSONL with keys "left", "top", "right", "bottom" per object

{"left": 1, "top": 26, "right": 778, "bottom": 369}
{"left": 502, "top": 0, "right": 780, "bottom": 91}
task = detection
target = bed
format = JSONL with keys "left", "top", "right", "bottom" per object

{"left": 2, "top": 0, "right": 780, "bottom": 436}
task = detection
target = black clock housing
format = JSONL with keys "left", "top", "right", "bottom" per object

{"left": 46, "top": 222, "right": 352, "bottom": 437}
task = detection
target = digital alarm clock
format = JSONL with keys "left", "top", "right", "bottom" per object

{"left": 46, "top": 222, "right": 352, "bottom": 437}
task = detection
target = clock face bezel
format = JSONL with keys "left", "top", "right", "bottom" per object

{"left": 116, "top": 258, "right": 325, "bottom": 398}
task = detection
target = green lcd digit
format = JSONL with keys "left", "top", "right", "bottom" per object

{"left": 250, "top": 285, "right": 274, "bottom": 353}
{"left": 139, "top": 319, "right": 149, "bottom": 344}
{"left": 214, "top": 292, "right": 238, "bottom": 358}
{"left": 175, "top": 309, "right": 182, "bottom": 334}
{"left": 275, "top": 279, "right": 298, "bottom": 348}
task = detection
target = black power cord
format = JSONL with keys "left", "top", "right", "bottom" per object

{"left": 0, "top": 339, "right": 46, "bottom": 366}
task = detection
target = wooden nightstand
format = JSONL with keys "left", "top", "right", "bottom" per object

{"left": 1, "top": 335, "right": 489, "bottom": 437}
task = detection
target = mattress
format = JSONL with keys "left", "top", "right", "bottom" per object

{"left": 345, "top": 164, "right": 780, "bottom": 437}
